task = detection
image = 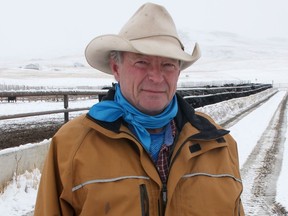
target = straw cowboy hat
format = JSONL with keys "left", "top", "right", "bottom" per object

{"left": 85, "top": 2, "right": 201, "bottom": 74}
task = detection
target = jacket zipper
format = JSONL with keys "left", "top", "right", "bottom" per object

{"left": 121, "top": 130, "right": 169, "bottom": 215}
{"left": 140, "top": 184, "right": 150, "bottom": 216}
{"left": 162, "top": 183, "right": 167, "bottom": 208}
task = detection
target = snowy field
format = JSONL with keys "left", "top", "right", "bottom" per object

{"left": 1, "top": 31, "right": 288, "bottom": 215}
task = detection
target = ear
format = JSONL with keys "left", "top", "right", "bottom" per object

{"left": 110, "top": 59, "right": 120, "bottom": 81}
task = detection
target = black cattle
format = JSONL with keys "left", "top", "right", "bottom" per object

{"left": 8, "top": 96, "right": 17, "bottom": 103}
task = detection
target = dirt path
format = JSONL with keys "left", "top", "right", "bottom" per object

{"left": 240, "top": 93, "right": 288, "bottom": 215}
{"left": 0, "top": 118, "right": 63, "bottom": 149}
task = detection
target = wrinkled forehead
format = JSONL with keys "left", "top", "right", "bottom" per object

{"left": 122, "top": 51, "right": 180, "bottom": 63}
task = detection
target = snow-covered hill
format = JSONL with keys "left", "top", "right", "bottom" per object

{"left": 1, "top": 31, "right": 288, "bottom": 89}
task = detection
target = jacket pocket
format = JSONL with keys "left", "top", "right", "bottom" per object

{"left": 139, "top": 184, "right": 149, "bottom": 216}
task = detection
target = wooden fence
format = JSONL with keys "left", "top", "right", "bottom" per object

{"left": 0, "top": 90, "right": 108, "bottom": 122}
{"left": 0, "top": 83, "right": 272, "bottom": 122}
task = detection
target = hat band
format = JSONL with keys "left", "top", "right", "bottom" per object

{"left": 128, "top": 35, "right": 184, "bottom": 50}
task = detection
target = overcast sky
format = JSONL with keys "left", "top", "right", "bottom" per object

{"left": 1, "top": 0, "right": 288, "bottom": 60}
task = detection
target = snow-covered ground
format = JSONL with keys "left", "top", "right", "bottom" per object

{"left": 1, "top": 31, "right": 288, "bottom": 215}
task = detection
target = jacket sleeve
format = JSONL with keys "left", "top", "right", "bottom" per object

{"left": 34, "top": 137, "right": 74, "bottom": 216}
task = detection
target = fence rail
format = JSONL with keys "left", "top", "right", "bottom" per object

{"left": 0, "top": 89, "right": 108, "bottom": 97}
{"left": 0, "top": 107, "right": 90, "bottom": 121}
{"left": 0, "top": 90, "right": 108, "bottom": 122}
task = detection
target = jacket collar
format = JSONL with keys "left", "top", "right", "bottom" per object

{"left": 175, "top": 93, "right": 229, "bottom": 140}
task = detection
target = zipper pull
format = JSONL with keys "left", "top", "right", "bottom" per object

{"left": 162, "top": 184, "right": 167, "bottom": 206}
{"left": 159, "top": 184, "right": 167, "bottom": 215}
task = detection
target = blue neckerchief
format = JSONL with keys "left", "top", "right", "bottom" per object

{"left": 88, "top": 84, "right": 178, "bottom": 151}
{"left": 150, "top": 129, "right": 165, "bottom": 161}
{"left": 150, "top": 122, "right": 174, "bottom": 162}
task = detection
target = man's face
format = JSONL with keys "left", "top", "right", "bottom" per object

{"left": 110, "top": 52, "right": 180, "bottom": 115}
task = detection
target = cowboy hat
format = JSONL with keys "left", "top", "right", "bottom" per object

{"left": 85, "top": 2, "right": 201, "bottom": 74}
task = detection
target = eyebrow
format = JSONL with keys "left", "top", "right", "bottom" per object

{"left": 127, "top": 53, "right": 178, "bottom": 62}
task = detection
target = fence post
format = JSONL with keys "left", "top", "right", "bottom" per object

{"left": 64, "top": 94, "right": 69, "bottom": 122}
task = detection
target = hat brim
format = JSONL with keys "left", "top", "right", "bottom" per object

{"left": 85, "top": 34, "right": 201, "bottom": 74}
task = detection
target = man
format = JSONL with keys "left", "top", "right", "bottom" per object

{"left": 35, "top": 3, "right": 244, "bottom": 215}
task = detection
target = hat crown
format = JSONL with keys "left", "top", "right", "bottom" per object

{"left": 119, "top": 3, "right": 180, "bottom": 41}
{"left": 85, "top": 3, "right": 201, "bottom": 74}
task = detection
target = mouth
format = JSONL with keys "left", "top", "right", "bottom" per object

{"left": 142, "top": 89, "right": 165, "bottom": 94}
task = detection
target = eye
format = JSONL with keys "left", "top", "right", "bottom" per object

{"left": 162, "top": 62, "right": 179, "bottom": 72}
{"left": 135, "top": 60, "right": 149, "bottom": 68}
{"left": 136, "top": 60, "right": 148, "bottom": 65}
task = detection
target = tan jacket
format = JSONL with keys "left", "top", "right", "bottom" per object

{"left": 35, "top": 95, "right": 244, "bottom": 216}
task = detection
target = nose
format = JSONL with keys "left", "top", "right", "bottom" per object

{"left": 147, "top": 65, "right": 164, "bottom": 83}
